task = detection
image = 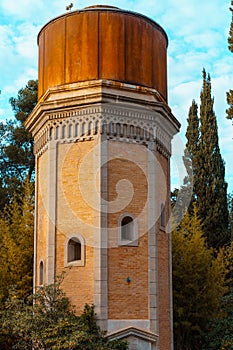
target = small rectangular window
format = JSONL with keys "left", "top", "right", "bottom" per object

{"left": 121, "top": 216, "right": 133, "bottom": 241}
{"left": 65, "top": 235, "right": 85, "bottom": 267}
{"left": 68, "top": 239, "right": 81, "bottom": 262}
{"left": 160, "top": 203, "right": 166, "bottom": 229}
{"left": 119, "top": 215, "right": 138, "bottom": 246}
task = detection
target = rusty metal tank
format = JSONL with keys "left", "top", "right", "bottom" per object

{"left": 38, "top": 5, "right": 168, "bottom": 101}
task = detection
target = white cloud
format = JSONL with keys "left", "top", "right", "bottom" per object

{"left": 169, "top": 80, "right": 201, "bottom": 118}
{"left": 13, "top": 23, "right": 39, "bottom": 59}
{"left": 185, "top": 31, "right": 223, "bottom": 50}
{"left": 4, "top": 67, "right": 37, "bottom": 94}
{"left": 0, "top": 108, "right": 5, "bottom": 117}
{"left": 171, "top": 133, "right": 187, "bottom": 189}
{"left": 0, "top": 67, "right": 37, "bottom": 122}
{"left": 0, "top": 0, "right": 43, "bottom": 20}
{"left": 162, "top": 0, "right": 230, "bottom": 35}
{"left": 0, "top": 0, "right": 67, "bottom": 22}
{"left": 213, "top": 56, "right": 232, "bottom": 76}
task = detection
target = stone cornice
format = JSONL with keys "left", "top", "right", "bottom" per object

{"left": 26, "top": 80, "right": 180, "bottom": 132}
{"left": 32, "top": 104, "right": 174, "bottom": 158}
{"left": 25, "top": 80, "right": 180, "bottom": 158}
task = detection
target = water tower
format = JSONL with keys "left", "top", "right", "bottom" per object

{"left": 26, "top": 5, "right": 180, "bottom": 350}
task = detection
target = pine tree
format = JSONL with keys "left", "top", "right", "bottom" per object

{"left": 196, "top": 69, "right": 229, "bottom": 248}
{"left": 227, "top": 1, "right": 233, "bottom": 119}
{"left": 0, "top": 80, "right": 37, "bottom": 210}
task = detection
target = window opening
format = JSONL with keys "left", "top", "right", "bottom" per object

{"left": 39, "top": 260, "right": 44, "bottom": 286}
{"left": 160, "top": 203, "right": 166, "bottom": 228}
{"left": 121, "top": 216, "right": 134, "bottom": 241}
{"left": 68, "top": 238, "right": 81, "bottom": 262}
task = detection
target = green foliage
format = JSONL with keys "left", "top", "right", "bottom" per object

{"left": 0, "top": 179, "right": 34, "bottom": 306}
{"left": 9, "top": 79, "right": 38, "bottom": 124}
{"left": 226, "top": 89, "right": 233, "bottom": 120}
{"left": 228, "top": 1, "right": 233, "bottom": 53}
{"left": 185, "top": 100, "right": 199, "bottom": 163}
{"left": 227, "top": 1, "right": 233, "bottom": 119}
{"left": 0, "top": 275, "right": 128, "bottom": 350}
{"left": 172, "top": 100, "right": 199, "bottom": 224}
{"left": 228, "top": 193, "right": 233, "bottom": 237}
{"left": 172, "top": 206, "right": 228, "bottom": 350}
{"left": 184, "top": 70, "right": 229, "bottom": 248}
{"left": 0, "top": 80, "right": 37, "bottom": 210}
{"left": 205, "top": 291, "right": 233, "bottom": 350}
{"left": 184, "top": 100, "right": 199, "bottom": 201}
{"left": 197, "top": 69, "right": 229, "bottom": 247}
{"left": 204, "top": 243, "right": 233, "bottom": 350}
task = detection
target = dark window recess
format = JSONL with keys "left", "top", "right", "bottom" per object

{"left": 121, "top": 216, "right": 133, "bottom": 241}
{"left": 68, "top": 238, "right": 81, "bottom": 262}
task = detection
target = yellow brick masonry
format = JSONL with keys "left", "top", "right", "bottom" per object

{"left": 56, "top": 141, "right": 96, "bottom": 313}
{"left": 36, "top": 141, "right": 96, "bottom": 313}
{"left": 36, "top": 151, "right": 49, "bottom": 285}
{"left": 107, "top": 141, "right": 149, "bottom": 320}
{"left": 35, "top": 136, "right": 173, "bottom": 349}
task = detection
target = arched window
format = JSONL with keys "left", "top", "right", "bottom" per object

{"left": 39, "top": 260, "right": 44, "bottom": 286}
{"left": 160, "top": 203, "right": 166, "bottom": 229}
{"left": 68, "top": 238, "right": 81, "bottom": 262}
{"left": 65, "top": 234, "right": 85, "bottom": 267}
{"left": 121, "top": 216, "right": 134, "bottom": 241}
{"left": 118, "top": 214, "right": 138, "bottom": 246}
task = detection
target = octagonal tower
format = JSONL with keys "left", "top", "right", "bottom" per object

{"left": 26, "top": 5, "right": 180, "bottom": 350}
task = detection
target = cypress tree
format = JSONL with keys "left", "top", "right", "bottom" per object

{"left": 228, "top": 1, "right": 233, "bottom": 52}
{"left": 184, "top": 100, "right": 199, "bottom": 210}
{"left": 186, "top": 100, "right": 199, "bottom": 159}
{"left": 172, "top": 101, "right": 199, "bottom": 225}
{"left": 196, "top": 69, "right": 229, "bottom": 248}
{"left": 226, "top": 1, "right": 233, "bottom": 119}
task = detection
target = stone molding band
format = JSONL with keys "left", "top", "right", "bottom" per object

{"left": 33, "top": 105, "right": 173, "bottom": 158}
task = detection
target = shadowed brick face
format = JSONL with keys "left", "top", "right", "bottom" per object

{"left": 157, "top": 151, "right": 172, "bottom": 349}
{"left": 157, "top": 231, "right": 171, "bottom": 348}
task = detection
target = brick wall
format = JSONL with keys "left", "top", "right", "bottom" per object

{"left": 36, "top": 138, "right": 172, "bottom": 348}
{"left": 36, "top": 151, "right": 49, "bottom": 285}
{"left": 156, "top": 151, "right": 172, "bottom": 349}
{"left": 55, "top": 141, "right": 96, "bottom": 313}
{"left": 107, "top": 141, "right": 149, "bottom": 319}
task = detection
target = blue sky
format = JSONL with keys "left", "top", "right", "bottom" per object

{"left": 0, "top": 0, "right": 232, "bottom": 192}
